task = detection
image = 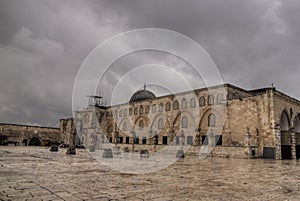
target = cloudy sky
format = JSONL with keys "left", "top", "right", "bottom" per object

{"left": 0, "top": 0, "right": 300, "bottom": 126}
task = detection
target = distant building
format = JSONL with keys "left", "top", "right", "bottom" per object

{"left": 74, "top": 83, "right": 300, "bottom": 160}
{"left": 0, "top": 123, "right": 61, "bottom": 146}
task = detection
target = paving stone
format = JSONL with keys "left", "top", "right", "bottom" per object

{"left": 1, "top": 146, "right": 300, "bottom": 200}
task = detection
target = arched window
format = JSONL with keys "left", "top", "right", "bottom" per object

{"left": 190, "top": 98, "right": 196, "bottom": 108}
{"left": 158, "top": 118, "right": 164, "bottom": 129}
{"left": 107, "top": 125, "right": 113, "bottom": 133}
{"left": 134, "top": 107, "right": 138, "bottom": 115}
{"left": 114, "top": 110, "right": 118, "bottom": 117}
{"left": 173, "top": 101, "right": 179, "bottom": 110}
{"left": 182, "top": 116, "right": 188, "bottom": 128}
{"left": 208, "top": 95, "right": 214, "bottom": 106}
{"left": 159, "top": 103, "right": 163, "bottom": 112}
{"left": 123, "top": 122, "right": 127, "bottom": 131}
{"left": 166, "top": 102, "right": 171, "bottom": 111}
{"left": 152, "top": 104, "right": 156, "bottom": 113}
{"left": 145, "top": 106, "right": 150, "bottom": 114}
{"left": 124, "top": 109, "right": 128, "bottom": 117}
{"left": 217, "top": 94, "right": 223, "bottom": 104}
{"left": 199, "top": 96, "right": 206, "bottom": 107}
{"left": 139, "top": 120, "right": 144, "bottom": 130}
{"left": 119, "top": 110, "right": 122, "bottom": 117}
{"left": 139, "top": 105, "right": 144, "bottom": 114}
{"left": 208, "top": 113, "right": 216, "bottom": 127}
{"left": 129, "top": 108, "right": 132, "bottom": 116}
{"left": 182, "top": 99, "right": 187, "bottom": 109}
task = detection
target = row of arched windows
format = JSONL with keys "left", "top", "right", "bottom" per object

{"left": 121, "top": 113, "right": 216, "bottom": 131}
{"left": 111, "top": 95, "right": 223, "bottom": 118}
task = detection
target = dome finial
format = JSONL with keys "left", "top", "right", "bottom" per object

{"left": 144, "top": 83, "right": 146, "bottom": 91}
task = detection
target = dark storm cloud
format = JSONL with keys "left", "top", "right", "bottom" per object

{"left": 0, "top": 0, "right": 300, "bottom": 125}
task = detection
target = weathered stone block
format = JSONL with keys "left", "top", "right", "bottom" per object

{"left": 50, "top": 144, "right": 58, "bottom": 152}
{"left": 66, "top": 146, "right": 76, "bottom": 155}
{"left": 140, "top": 150, "right": 150, "bottom": 158}
{"left": 103, "top": 149, "right": 113, "bottom": 158}
{"left": 176, "top": 150, "right": 185, "bottom": 158}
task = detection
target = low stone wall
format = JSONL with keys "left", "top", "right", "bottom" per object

{"left": 211, "top": 146, "right": 247, "bottom": 158}
{"left": 96, "top": 143, "right": 247, "bottom": 159}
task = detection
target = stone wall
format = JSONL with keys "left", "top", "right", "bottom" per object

{"left": 0, "top": 123, "right": 61, "bottom": 146}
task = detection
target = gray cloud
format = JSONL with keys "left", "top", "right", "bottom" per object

{"left": 0, "top": 0, "right": 300, "bottom": 126}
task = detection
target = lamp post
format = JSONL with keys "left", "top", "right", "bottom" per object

{"left": 169, "top": 128, "right": 174, "bottom": 142}
{"left": 195, "top": 128, "right": 201, "bottom": 146}
{"left": 115, "top": 130, "right": 119, "bottom": 146}
{"left": 148, "top": 130, "right": 153, "bottom": 145}
{"left": 154, "top": 132, "right": 159, "bottom": 152}
{"left": 180, "top": 129, "right": 185, "bottom": 150}
{"left": 176, "top": 130, "right": 185, "bottom": 158}
{"left": 100, "top": 132, "right": 105, "bottom": 150}
{"left": 209, "top": 128, "right": 214, "bottom": 147}
{"left": 131, "top": 131, "right": 136, "bottom": 153}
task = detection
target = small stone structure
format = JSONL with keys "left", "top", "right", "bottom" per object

{"left": 176, "top": 150, "right": 185, "bottom": 158}
{"left": 50, "top": 144, "right": 58, "bottom": 152}
{"left": 103, "top": 149, "right": 113, "bottom": 158}
{"left": 140, "top": 150, "right": 150, "bottom": 158}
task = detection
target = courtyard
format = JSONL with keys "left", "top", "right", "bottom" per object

{"left": 0, "top": 146, "right": 300, "bottom": 201}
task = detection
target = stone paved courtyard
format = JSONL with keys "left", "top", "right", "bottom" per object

{"left": 0, "top": 146, "right": 300, "bottom": 201}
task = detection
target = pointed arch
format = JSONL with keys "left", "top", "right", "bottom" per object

{"left": 280, "top": 110, "right": 290, "bottom": 131}
{"left": 181, "top": 116, "right": 188, "bottom": 128}
{"left": 182, "top": 99, "right": 187, "bottom": 109}
{"left": 159, "top": 103, "right": 163, "bottom": 112}
{"left": 199, "top": 96, "right": 205, "bottom": 107}
{"left": 172, "top": 111, "right": 196, "bottom": 131}
{"left": 122, "top": 122, "right": 127, "bottom": 131}
{"left": 280, "top": 110, "right": 292, "bottom": 159}
{"left": 158, "top": 118, "right": 164, "bottom": 129}
{"left": 139, "top": 105, "right": 144, "bottom": 114}
{"left": 294, "top": 114, "right": 300, "bottom": 133}
{"left": 139, "top": 120, "right": 144, "bottom": 130}
{"left": 190, "top": 98, "right": 196, "bottom": 108}
{"left": 166, "top": 102, "right": 171, "bottom": 111}
{"left": 208, "top": 95, "right": 214, "bottom": 106}
{"left": 173, "top": 100, "right": 179, "bottom": 110}
{"left": 208, "top": 113, "right": 216, "bottom": 127}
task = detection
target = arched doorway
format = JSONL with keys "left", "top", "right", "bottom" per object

{"left": 28, "top": 137, "right": 41, "bottom": 146}
{"left": 280, "top": 111, "right": 292, "bottom": 159}
{"left": 294, "top": 114, "right": 300, "bottom": 159}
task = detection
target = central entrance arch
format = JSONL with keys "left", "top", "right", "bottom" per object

{"left": 28, "top": 137, "right": 41, "bottom": 146}
{"left": 280, "top": 111, "right": 292, "bottom": 160}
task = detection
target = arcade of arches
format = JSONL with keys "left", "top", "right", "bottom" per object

{"left": 69, "top": 84, "right": 300, "bottom": 160}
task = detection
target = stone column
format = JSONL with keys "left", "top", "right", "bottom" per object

{"left": 291, "top": 128, "right": 296, "bottom": 159}
{"left": 274, "top": 126, "right": 281, "bottom": 160}
{"left": 244, "top": 128, "right": 251, "bottom": 159}
{"left": 66, "top": 118, "right": 76, "bottom": 155}
{"left": 207, "top": 129, "right": 214, "bottom": 157}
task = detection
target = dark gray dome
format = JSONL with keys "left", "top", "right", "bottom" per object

{"left": 129, "top": 89, "right": 156, "bottom": 103}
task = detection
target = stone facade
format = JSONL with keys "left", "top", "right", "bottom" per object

{"left": 2, "top": 83, "right": 300, "bottom": 160}
{"left": 0, "top": 123, "right": 61, "bottom": 146}
{"left": 74, "top": 84, "right": 300, "bottom": 160}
